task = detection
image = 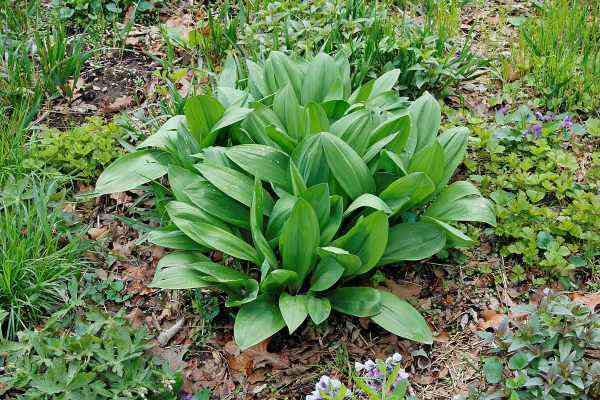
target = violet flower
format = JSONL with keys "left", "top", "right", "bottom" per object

{"left": 532, "top": 124, "right": 542, "bottom": 138}
{"left": 561, "top": 116, "right": 573, "bottom": 129}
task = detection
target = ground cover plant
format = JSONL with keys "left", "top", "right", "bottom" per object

{"left": 190, "top": 0, "right": 486, "bottom": 97}
{"left": 0, "top": 306, "right": 180, "bottom": 398}
{"left": 95, "top": 51, "right": 495, "bottom": 349}
{"left": 24, "top": 116, "right": 126, "bottom": 179}
{"left": 464, "top": 106, "right": 600, "bottom": 283}
{"left": 479, "top": 292, "right": 600, "bottom": 399}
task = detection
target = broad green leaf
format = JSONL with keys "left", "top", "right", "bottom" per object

{"left": 330, "top": 109, "right": 377, "bottom": 156}
{"left": 301, "top": 53, "right": 338, "bottom": 104}
{"left": 279, "top": 199, "right": 319, "bottom": 286}
{"left": 437, "top": 127, "right": 469, "bottom": 188}
{"left": 273, "top": 84, "right": 306, "bottom": 140}
{"left": 344, "top": 193, "right": 392, "bottom": 216}
{"left": 318, "top": 247, "right": 362, "bottom": 278}
{"left": 333, "top": 211, "right": 388, "bottom": 274}
{"left": 423, "top": 216, "right": 474, "bottom": 248}
{"left": 309, "top": 257, "right": 344, "bottom": 292}
{"left": 251, "top": 179, "right": 278, "bottom": 268}
{"left": 218, "top": 54, "right": 237, "bottom": 88}
{"left": 305, "top": 102, "right": 330, "bottom": 134}
{"left": 293, "top": 134, "right": 329, "bottom": 186}
{"left": 138, "top": 115, "right": 187, "bottom": 149}
{"left": 408, "top": 141, "right": 445, "bottom": 187}
{"left": 147, "top": 227, "right": 204, "bottom": 250}
{"left": 379, "top": 172, "right": 435, "bottom": 215}
{"left": 167, "top": 201, "right": 230, "bottom": 236}
{"left": 363, "top": 133, "right": 398, "bottom": 163}
{"left": 371, "top": 114, "right": 411, "bottom": 155}
{"left": 242, "top": 103, "right": 285, "bottom": 146}
{"left": 265, "top": 125, "right": 297, "bottom": 153}
{"left": 320, "top": 195, "right": 344, "bottom": 244}
{"left": 380, "top": 222, "right": 446, "bottom": 264}
{"left": 226, "top": 144, "right": 292, "bottom": 191}
{"left": 370, "top": 69, "right": 400, "bottom": 99}
{"left": 260, "top": 269, "right": 298, "bottom": 293}
{"left": 424, "top": 184, "right": 496, "bottom": 226}
{"left": 263, "top": 51, "right": 303, "bottom": 99}
{"left": 246, "top": 59, "right": 268, "bottom": 99}
{"left": 328, "top": 287, "right": 382, "bottom": 317}
{"left": 279, "top": 293, "right": 308, "bottom": 334}
{"left": 265, "top": 194, "right": 297, "bottom": 240}
{"left": 371, "top": 291, "right": 433, "bottom": 344}
{"left": 300, "top": 183, "right": 330, "bottom": 228}
{"left": 483, "top": 357, "right": 503, "bottom": 384}
{"left": 169, "top": 164, "right": 250, "bottom": 229}
{"left": 149, "top": 264, "right": 212, "bottom": 289}
{"left": 95, "top": 150, "right": 169, "bottom": 195}
{"left": 321, "top": 99, "right": 350, "bottom": 119}
{"left": 379, "top": 150, "right": 408, "bottom": 176}
{"left": 403, "top": 91, "right": 441, "bottom": 160}
{"left": 190, "top": 223, "right": 259, "bottom": 264}
{"left": 195, "top": 162, "right": 273, "bottom": 214}
{"left": 210, "top": 106, "right": 254, "bottom": 135}
{"left": 289, "top": 162, "right": 307, "bottom": 196}
{"left": 508, "top": 352, "right": 533, "bottom": 370}
{"left": 184, "top": 95, "right": 224, "bottom": 144}
{"left": 155, "top": 251, "right": 209, "bottom": 270}
{"left": 192, "top": 261, "right": 253, "bottom": 282}
{"left": 234, "top": 296, "right": 285, "bottom": 350}
{"left": 224, "top": 279, "right": 259, "bottom": 307}
{"left": 321, "top": 133, "right": 375, "bottom": 199}
{"left": 306, "top": 295, "right": 331, "bottom": 325}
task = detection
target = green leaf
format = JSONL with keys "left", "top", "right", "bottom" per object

{"left": 234, "top": 296, "right": 285, "bottom": 350}
{"left": 246, "top": 59, "right": 268, "bottom": 99}
{"left": 320, "top": 195, "right": 344, "bottom": 244}
{"left": 293, "top": 134, "right": 329, "bottom": 186}
{"left": 370, "top": 291, "right": 432, "bottom": 344}
{"left": 156, "top": 251, "right": 210, "bottom": 269}
{"left": 300, "top": 183, "right": 330, "bottom": 228}
{"left": 330, "top": 109, "right": 377, "bottom": 156}
{"left": 251, "top": 179, "right": 278, "bottom": 268}
{"left": 147, "top": 227, "right": 204, "bottom": 250}
{"left": 309, "top": 257, "right": 345, "bottom": 292}
{"left": 184, "top": 95, "right": 224, "bottom": 144}
{"left": 289, "top": 161, "right": 308, "bottom": 196}
{"left": 437, "top": 127, "right": 468, "bottom": 189}
{"left": 263, "top": 51, "right": 303, "bottom": 100}
{"left": 403, "top": 91, "right": 441, "bottom": 160}
{"left": 210, "top": 106, "right": 254, "bottom": 134}
{"left": 265, "top": 194, "right": 297, "bottom": 240}
{"left": 423, "top": 216, "right": 474, "bottom": 248}
{"left": 260, "top": 269, "right": 298, "bottom": 293}
{"left": 369, "top": 69, "right": 400, "bottom": 99}
{"left": 138, "top": 115, "right": 187, "bottom": 149}
{"left": 379, "top": 172, "right": 435, "bottom": 215}
{"left": 273, "top": 84, "right": 306, "bottom": 140}
{"left": 149, "top": 264, "right": 212, "bottom": 289}
{"left": 328, "top": 287, "right": 382, "bottom": 317}
{"left": 380, "top": 222, "right": 445, "bottom": 264}
{"left": 95, "top": 150, "right": 169, "bottom": 195}
{"left": 279, "top": 293, "right": 308, "bottom": 334}
{"left": 195, "top": 162, "right": 274, "bottom": 214}
{"left": 217, "top": 54, "right": 237, "bottom": 88}
{"left": 192, "top": 261, "right": 253, "bottom": 282}
{"left": 305, "top": 102, "right": 330, "bottom": 134}
{"left": 408, "top": 141, "right": 445, "bottom": 188}
{"left": 301, "top": 53, "right": 338, "bottom": 104}
{"left": 333, "top": 211, "right": 388, "bottom": 274}
{"left": 306, "top": 295, "right": 331, "bottom": 325}
{"left": 483, "top": 357, "right": 503, "bottom": 384}
{"left": 318, "top": 246, "right": 362, "bottom": 278}
{"left": 508, "top": 352, "right": 533, "bottom": 370}
{"left": 424, "top": 183, "right": 496, "bottom": 226}
{"left": 279, "top": 199, "right": 320, "bottom": 285}
{"left": 169, "top": 164, "right": 250, "bottom": 229}
{"left": 344, "top": 193, "right": 392, "bottom": 216}
{"left": 321, "top": 133, "right": 376, "bottom": 199}
{"left": 226, "top": 144, "right": 292, "bottom": 191}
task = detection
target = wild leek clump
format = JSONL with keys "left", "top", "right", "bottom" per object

{"left": 95, "top": 51, "right": 495, "bottom": 349}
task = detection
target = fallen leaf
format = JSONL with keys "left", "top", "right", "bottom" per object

{"left": 384, "top": 279, "right": 422, "bottom": 299}
{"left": 88, "top": 226, "right": 109, "bottom": 240}
{"left": 478, "top": 309, "right": 507, "bottom": 331}
{"left": 103, "top": 95, "right": 133, "bottom": 113}
{"left": 572, "top": 293, "right": 600, "bottom": 311}
{"left": 433, "top": 331, "right": 450, "bottom": 343}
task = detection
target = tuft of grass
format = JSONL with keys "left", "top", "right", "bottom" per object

{"left": 0, "top": 177, "right": 88, "bottom": 339}
{"left": 514, "top": 0, "right": 600, "bottom": 112}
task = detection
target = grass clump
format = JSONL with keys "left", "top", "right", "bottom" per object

{"left": 0, "top": 177, "right": 88, "bottom": 339}
{"left": 513, "top": 0, "right": 600, "bottom": 112}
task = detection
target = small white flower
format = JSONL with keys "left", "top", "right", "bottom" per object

{"left": 392, "top": 353, "right": 402, "bottom": 363}
{"left": 355, "top": 361, "right": 365, "bottom": 372}
{"left": 364, "top": 359, "right": 376, "bottom": 369}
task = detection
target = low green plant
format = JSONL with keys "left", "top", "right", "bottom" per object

{"left": 24, "top": 116, "right": 126, "bottom": 179}
{"left": 0, "top": 176, "right": 88, "bottom": 338}
{"left": 0, "top": 307, "right": 180, "bottom": 398}
{"left": 479, "top": 293, "right": 600, "bottom": 399}
{"left": 94, "top": 52, "right": 495, "bottom": 349}
{"left": 512, "top": 0, "right": 600, "bottom": 112}
{"left": 52, "top": 0, "right": 160, "bottom": 25}
{"left": 465, "top": 107, "right": 599, "bottom": 280}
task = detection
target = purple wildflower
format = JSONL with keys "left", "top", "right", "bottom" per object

{"left": 498, "top": 105, "right": 509, "bottom": 115}
{"left": 307, "top": 375, "right": 352, "bottom": 400}
{"left": 522, "top": 129, "right": 530, "bottom": 138}
{"left": 561, "top": 116, "right": 573, "bottom": 129}
{"left": 532, "top": 124, "right": 542, "bottom": 138}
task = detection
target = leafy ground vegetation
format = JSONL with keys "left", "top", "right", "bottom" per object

{"left": 0, "top": 0, "right": 598, "bottom": 399}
